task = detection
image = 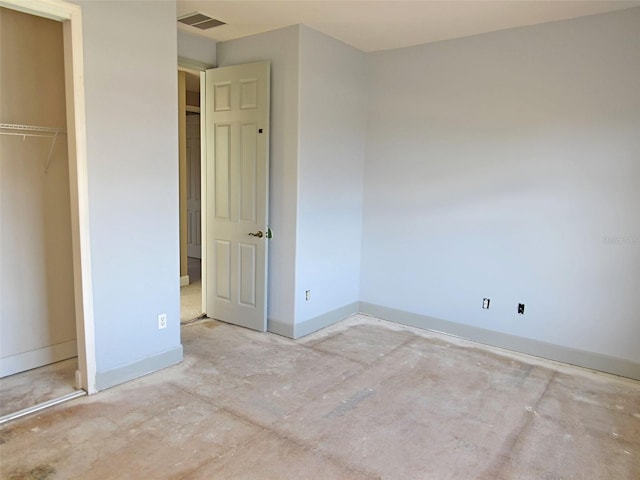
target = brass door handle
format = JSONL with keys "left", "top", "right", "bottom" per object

{"left": 248, "top": 231, "right": 263, "bottom": 238}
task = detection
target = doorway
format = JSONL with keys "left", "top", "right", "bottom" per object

{"left": 0, "top": 6, "right": 79, "bottom": 416}
{"left": 177, "top": 62, "right": 271, "bottom": 331}
{"left": 179, "top": 69, "right": 204, "bottom": 324}
{"left": 0, "top": 0, "right": 95, "bottom": 422}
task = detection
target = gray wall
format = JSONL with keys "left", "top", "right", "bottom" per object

{"left": 0, "top": 8, "right": 76, "bottom": 376}
{"left": 40, "top": 4, "right": 635, "bottom": 386}
{"left": 217, "top": 26, "right": 300, "bottom": 335}
{"left": 361, "top": 8, "right": 640, "bottom": 365}
{"left": 295, "top": 26, "right": 366, "bottom": 329}
{"left": 178, "top": 30, "right": 216, "bottom": 66}
{"left": 76, "top": 0, "right": 182, "bottom": 386}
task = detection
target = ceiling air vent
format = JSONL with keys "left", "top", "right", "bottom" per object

{"left": 178, "top": 12, "right": 226, "bottom": 30}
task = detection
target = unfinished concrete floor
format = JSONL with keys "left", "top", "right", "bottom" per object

{"left": 0, "top": 358, "right": 78, "bottom": 418}
{"left": 1, "top": 315, "right": 638, "bottom": 479}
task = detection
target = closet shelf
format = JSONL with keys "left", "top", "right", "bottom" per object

{"left": 0, "top": 123, "right": 66, "bottom": 173}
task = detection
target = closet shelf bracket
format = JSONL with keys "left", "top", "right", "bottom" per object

{"left": 0, "top": 123, "right": 66, "bottom": 173}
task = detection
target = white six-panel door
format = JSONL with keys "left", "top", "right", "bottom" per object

{"left": 204, "top": 62, "right": 270, "bottom": 331}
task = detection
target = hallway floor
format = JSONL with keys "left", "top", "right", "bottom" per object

{"left": 1, "top": 315, "right": 638, "bottom": 479}
{"left": 180, "top": 257, "right": 203, "bottom": 324}
{"left": 180, "top": 279, "right": 202, "bottom": 324}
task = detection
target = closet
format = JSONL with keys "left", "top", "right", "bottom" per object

{"left": 0, "top": 7, "right": 77, "bottom": 414}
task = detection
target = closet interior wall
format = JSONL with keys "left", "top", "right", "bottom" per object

{"left": 0, "top": 7, "right": 76, "bottom": 377}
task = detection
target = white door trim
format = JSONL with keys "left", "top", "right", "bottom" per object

{"left": 178, "top": 57, "right": 213, "bottom": 75}
{"left": 178, "top": 59, "right": 208, "bottom": 316}
{"left": 1, "top": 0, "right": 97, "bottom": 393}
{"left": 200, "top": 71, "right": 208, "bottom": 316}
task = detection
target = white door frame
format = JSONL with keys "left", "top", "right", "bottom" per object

{"left": 1, "top": 0, "right": 96, "bottom": 393}
{"left": 199, "top": 70, "right": 208, "bottom": 316}
{"left": 178, "top": 59, "right": 211, "bottom": 316}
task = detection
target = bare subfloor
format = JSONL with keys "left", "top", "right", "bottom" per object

{"left": 1, "top": 315, "right": 638, "bottom": 479}
{"left": 0, "top": 358, "right": 78, "bottom": 417}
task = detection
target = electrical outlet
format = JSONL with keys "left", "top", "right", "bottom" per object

{"left": 482, "top": 298, "right": 490, "bottom": 309}
{"left": 518, "top": 303, "right": 525, "bottom": 315}
{"left": 305, "top": 290, "right": 311, "bottom": 301}
{"left": 158, "top": 313, "right": 167, "bottom": 329}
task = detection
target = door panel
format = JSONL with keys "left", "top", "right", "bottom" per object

{"left": 240, "top": 123, "right": 258, "bottom": 223}
{"left": 214, "top": 124, "right": 231, "bottom": 219}
{"left": 205, "top": 62, "right": 270, "bottom": 331}
{"left": 239, "top": 243, "right": 257, "bottom": 307}
{"left": 215, "top": 240, "right": 231, "bottom": 301}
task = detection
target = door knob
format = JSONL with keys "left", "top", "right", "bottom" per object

{"left": 248, "top": 231, "right": 263, "bottom": 238}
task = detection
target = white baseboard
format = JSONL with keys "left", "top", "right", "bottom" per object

{"left": 294, "top": 302, "right": 360, "bottom": 339}
{"left": 0, "top": 340, "right": 78, "bottom": 378}
{"left": 359, "top": 302, "right": 640, "bottom": 381}
{"left": 268, "top": 302, "right": 360, "bottom": 340}
{"left": 95, "top": 345, "right": 183, "bottom": 391}
{"left": 180, "top": 275, "right": 190, "bottom": 287}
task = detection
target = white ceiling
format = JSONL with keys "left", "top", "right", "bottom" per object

{"left": 177, "top": 0, "right": 640, "bottom": 52}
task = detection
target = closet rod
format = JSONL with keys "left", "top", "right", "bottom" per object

{"left": 0, "top": 123, "right": 66, "bottom": 173}
{"left": 0, "top": 131, "right": 58, "bottom": 139}
{"left": 0, "top": 123, "right": 64, "bottom": 134}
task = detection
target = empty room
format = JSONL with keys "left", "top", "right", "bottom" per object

{"left": 1, "top": 1, "right": 638, "bottom": 479}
